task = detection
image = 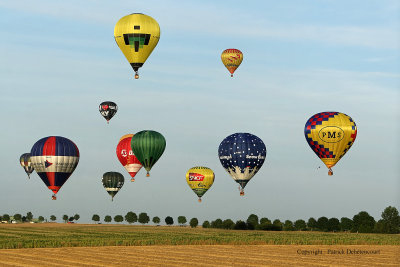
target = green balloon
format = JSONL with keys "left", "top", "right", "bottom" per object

{"left": 131, "top": 130, "right": 166, "bottom": 176}
{"left": 102, "top": 172, "right": 124, "bottom": 201}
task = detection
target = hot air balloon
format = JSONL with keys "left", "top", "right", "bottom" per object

{"left": 116, "top": 134, "right": 142, "bottom": 182}
{"left": 218, "top": 133, "right": 266, "bottom": 196}
{"left": 20, "top": 153, "right": 34, "bottom": 178}
{"left": 221, "top": 49, "right": 243, "bottom": 77}
{"left": 131, "top": 130, "right": 166, "bottom": 177}
{"left": 186, "top": 166, "right": 215, "bottom": 202}
{"left": 99, "top": 101, "right": 118, "bottom": 123}
{"left": 102, "top": 172, "right": 124, "bottom": 201}
{"left": 304, "top": 112, "right": 357, "bottom": 175}
{"left": 114, "top": 13, "right": 160, "bottom": 79}
{"left": 30, "top": 136, "right": 79, "bottom": 200}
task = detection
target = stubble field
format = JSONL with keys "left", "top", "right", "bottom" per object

{"left": 0, "top": 224, "right": 399, "bottom": 266}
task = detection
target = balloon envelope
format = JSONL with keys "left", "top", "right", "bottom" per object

{"left": 102, "top": 172, "right": 124, "bottom": 201}
{"left": 20, "top": 153, "right": 34, "bottom": 178}
{"left": 131, "top": 130, "right": 166, "bottom": 176}
{"left": 99, "top": 101, "right": 118, "bottom": 123}
{"left": 221, "top": 49, "right": 243, "bottom": 77}
{"left": 186, "top": 166, "right": 214, "bottom": 202}
{"left": 30, "top": 136, "right": 79, "bottom": 199}
{"left": 114, "top": 13, "right": 160, "bottom": 78}
{"left": 304, "top": 111, "right": 357, "bottom": 175}
{"left": 116, "top": 134, "right": 142, "bottom": 181}
{"left": 218, "top": 133, "right": 266, "bottom": 195}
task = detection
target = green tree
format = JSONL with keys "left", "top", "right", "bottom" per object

{"left": 340, "top": 217, "right": 353, "bottom": 231}
{"left": 352, "top": 211, "right": 375, "bottom": 233}
{"left": 2, "top": 214, "right": 10, "bottom": 222}
{"left": 260, "top": 217, "right": 271, "bottom": 225}
{"left": 327, "top": 218, "right": 340, "bottom": 232}
{"left": 165, "top": 216, "right": 174, "bottom": 225}
{"left": 22, "top": 216, "right": 27, "bottom": 222}
{"left": 73, "top": 214, "right": 80, "bottom": 222}
{"left": 307, "top": 217, "right": 318, "bottom": 231}
{"left": 202, "top": 220, "right": 210, "bottom": 228}
{"left": 283, "top": 220, "right": 294, "bottom": 231}
{"left": 62, "top": 215, "right": 68, "bottom": 223}
{"left": 246, "top": 214, "right": 259, "bottom": 229}
{"left": 14, "top": 214, "right": 22, "bottom": 222}
{"left": 222, "top": 219, "right": 235, "bottom": 229}
{"left": 114, "top": 215, "right": 124, "bottom": 223}
{"left": 380, "top": 206, "right": 400, "bottom": 234}
{"left": 374, "top": 219, "right": 385, "bottom": 233}
{"left": 0, "top": 215, "right": 2, "bottom": 221}
{"left": 125, "top": 212, "right": 137, "bottom": 224}
{"left": 26, "top": 212, "right": 33, "bottom": 222}
{"left": 189, "top": 218, "right": 199, "bottom": 228}
{"left": 104, "top": 215, "right": 112, "bottom": 223}
{"left": 258, "top": 223, "right": 282, "bottom": 231}
{"left": 152, "top": 216, "right": 160, "bottom": 224}
{"left": 50, "top": 215, "right": 57, "bottom": 222}
{"left": 317, "top": 217, "right": 329, "bottom": 231}
{"left": 92, "top": 214, "right": 100, "bottom": 223}
{"left": 177, "top": 216, "right": 187, "bottom": 226}
{"left": 294, "top": 219, "right": 307, "bottom": 231}
{"left": 211, "top": 219, "right": 223, "bottom": 229}
{"left": 234, "top": 220, "right": 247, "bottom": 230}
{"left": 38, "top": 216, "right": 45, "bottom": 222}
{"left": 272, "top": 219, "right": 283, "bottom": 230}
{"left": 138, "top": 212, "right": 150, "bottom": 224}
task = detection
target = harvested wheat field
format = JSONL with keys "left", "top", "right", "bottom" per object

{"left": 0, "top": 245, "right": 398, "bottom": 267}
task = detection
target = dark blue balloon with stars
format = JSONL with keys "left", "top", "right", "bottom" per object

{"left": 218, "top": 133, "right": 267, "bottom": 189}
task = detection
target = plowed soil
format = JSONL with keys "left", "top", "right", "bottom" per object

{"left": 0, "top": 245, "right": 398, "bottom": 267}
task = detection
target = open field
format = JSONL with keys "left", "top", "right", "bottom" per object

{"left": 0, "top": 245, "right": 398, "bottom": 266}
{"left": 0, "top": 223, "right": 399, "bottom": 249}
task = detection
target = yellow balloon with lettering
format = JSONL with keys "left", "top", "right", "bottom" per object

{"left": 114, "top": 13, "right": 160, "bottom": 79}
{"left": 185, "top": 167, "right": 215, "bottom": 202}
{"left": 221, "top": 49, "right": 243, "bottom": 77}
{"left": 304, "top": 112, "right": 357, "bottom": 175}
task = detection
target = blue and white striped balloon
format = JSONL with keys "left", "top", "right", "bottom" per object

{"left": 30, "top": 136, "right": 79, "bottom": 200}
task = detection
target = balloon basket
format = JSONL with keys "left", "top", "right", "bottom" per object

{"left": 240, "top": 190, "right": 245, "bottom": 196}
{"left": 130, "top": 178, "right": 135, "bottom": 182}
{"left": 198, "top": 198, "right": 202, "bottom": 203}
{"left": 328, "top": 169, "right": 333, "bottom": 176}
{"left": 231, "top": 74, "right": 233, "bottom": 77}
{"left": 52, "top": 194, "right": 57, "bottom": 200}
{"left": 107, "top": 120, "right": 109, "bottom": 124}
{"left": 146, "top": 172, "right": 150, "bottom": 177}
{"left": 134, "top": 72, "right": 139, "bottom": 79}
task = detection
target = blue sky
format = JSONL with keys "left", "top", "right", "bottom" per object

{"left": 0, "top": 0, "right": 399, "bottom": 223}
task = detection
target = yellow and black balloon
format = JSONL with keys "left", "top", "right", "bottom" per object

{"left": 304, "top": 112, "right": 357, "bottom": 175}
{"left": 221, "top": 49, "right": 243, "bottom": 77}
{"left": 186, "top": 167, "right": 215, "bottom": 202}
{"left": 114, "top": 13, "right": 160, "bottom": 79}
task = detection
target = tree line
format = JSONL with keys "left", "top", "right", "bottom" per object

{"left": 1, "top": 206, "right": 399, "bottom": 234}
{"left": 200, "top": 206, "right": 400, "bottom": 234}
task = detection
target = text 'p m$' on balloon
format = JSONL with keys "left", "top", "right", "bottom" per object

{"left": 304, "top": 111, "right": 357, "bottom": 175}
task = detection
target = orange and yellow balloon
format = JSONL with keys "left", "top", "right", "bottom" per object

{"left": 186, "top": 167, "right": 215, "bottom": 202}
{"left": 304, "top": 112, "right": 357, "bottom": 175}
{"left": 221, "top": 49, "right": 243, "bottom": 77}
{"left": 114, "top": 13, "right": 160, "bottom": 79}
